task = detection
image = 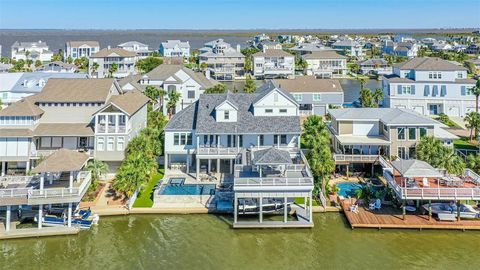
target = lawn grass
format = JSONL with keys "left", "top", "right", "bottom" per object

{"left": 132, "top": 168, "right": 164, "bottom": 208}
{"left": 294, "top": 197, "right": 320, "bottom": 206}
{"left": 454, "top": 138, "right": 479, "bottom": 150}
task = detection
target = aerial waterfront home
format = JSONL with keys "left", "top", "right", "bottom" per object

{"left": 11, "top": 40, "right": 53, "bottom": 62}
{"left": 163, "top": 82, "right": 314, "bottom": 228}
{"left": 0, "top": 72, "right": 88, "bottom": 106}
{"left": 302, "top": 50, "right": 348, "bottom": 78}
{"left": 252, "top": 49, "right": 295, "bottom": 79}
{"left": 64, "top": 41, "right": 100, "bottom": 60}
{"left": 272, "top": 77, "right": 344, "bottom": 116}
{"left": 331, "top": 39, "right": 364, "bottom": 59}
{"left": 198, "top": 39, "right": 245, "bottom": 81}
{"left": 0, "top": 78, "right": 149, "bottom": 175}
{"left": 137, "top": 64, "right": 218, "bottom": 115}
{"left": 358, "top": 58, "right": 392, "bottom": 75}
{"left": 118, "top": 41, "right": 153, "bottom": 59}
{"left": 88, "top": 47, "right": 137, "bottom": 78}
{"left": 327, "top": 108, "right": 457, "bottom": 173}
{"left": 159, "top": 40, "right": 191, "bottom": 58}
{"left": 37, "top": 61, "right": 79, "bottom": 73}
{"left": 383, "top": 40, "right": 419, "bottom": 58}
{"left": 382, "top": 57, "right": 477, "bottom": 117}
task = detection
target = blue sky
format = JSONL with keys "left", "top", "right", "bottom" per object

{"left": 0, "top": 0, "right": 478, "bottom": 29}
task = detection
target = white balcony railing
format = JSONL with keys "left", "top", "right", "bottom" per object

{"left": 384, "top": 170, "right": 480, "bottom": 200}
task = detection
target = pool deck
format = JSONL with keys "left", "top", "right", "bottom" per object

{"left": 341, "top": 200, "right": 480, "bottom": 231}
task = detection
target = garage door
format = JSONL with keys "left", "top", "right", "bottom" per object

{"left": 448, "top": 106, "right": 460, "bottom": 117}
{"left": 352, "top": 121, "right": 379, "bottom": 136}
{"left": 413, "top": 106, "right": 424, "bottom": 115}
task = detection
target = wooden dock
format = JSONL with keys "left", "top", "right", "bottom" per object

{"left": 0, "top": 226, "right": 80, "bottom": 240}
{"left": 341, "top": 200, "right": 480, "bottom": 231}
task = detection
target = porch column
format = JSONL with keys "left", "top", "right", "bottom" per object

{"left": 309, "top": 192, "right": 313, "bottom": 222}
{"left": 259, "top": 195, "right": 263, "bottom": 223}
{"left": 233, "top": 194, "right": 238, "bottom": 224}
{"left": 6, "top": 205, "right": 11, "bottom": 232}
{"left": 40, "top": 173, "right": 45, "bottom": 194}
{"left": 284, "top": 196, "right": 288, "bottom": 223}
{"left": 196, "top": 158, "right": 200, "bottom": 180}
{"left": 67, "top": 202, "right": 72, "bottom": 227}
{"left": 69, "top": 171, "right": 74, "bottom": 193}
{"left": 217, "top": 159, "right": 220, "bottom": 174}
{"left": 38, "top": 205, "right": 43, "bottom": 229}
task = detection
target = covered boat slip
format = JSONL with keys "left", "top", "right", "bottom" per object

{"left": 0, "top": 149, "right": 92, "bottom": 236}
{"left": 232, "top": 147, "right": 315, "bottom": 228}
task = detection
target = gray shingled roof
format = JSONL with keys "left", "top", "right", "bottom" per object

{"left": 165, "top": 89, "right": 301, "bottom": 134}
{"left": 252, "top": 147, "right": 292, "bottom": 165}
{"left": 328, "top": 108, "right": 438, "bottom": 126}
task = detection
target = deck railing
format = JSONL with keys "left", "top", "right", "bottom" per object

{"left": 384, "top": 170, "right": 480, "bottom": 200}
{"left": 333, "top": 154, "right": 379, "bottom": 162}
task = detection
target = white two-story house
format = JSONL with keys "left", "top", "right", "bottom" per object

{"left": 65, "top": 41, "right": 100, "bottom": 60}
{"left": 0, "top": 78, "right": 149, "bottom": 175}
{"left": 252, "top": 49, "right": 295, "bottom": 79}
{"left": 382, "top": 57, "right": 477, "bottom": 116}
{"left": 137, "top": 64, "right": 218, "bottom": 115}
{"left": 89, "top": 47, "right": 137, "bottom": 78}
{"left": 303, "top": 50, "right": 348, "bottom": 78}
{"left": 11, "top": 41, "right": 53, "bottom": 62}
{"left": 159, "top": 40, "right": 191, "bottom": 58}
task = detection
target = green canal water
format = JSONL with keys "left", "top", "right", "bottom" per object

{"left": 1, "top": 213, "right": 479, "bottom": 270}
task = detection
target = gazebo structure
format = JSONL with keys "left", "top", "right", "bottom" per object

{"left": 30, "top": 149, "right": 90, "bottom": 229}
{"left": 233, "top": 147, "right": 314, "bottom": 228}
{"left": 385, "top": 159, "right": 480, "bottom": 220}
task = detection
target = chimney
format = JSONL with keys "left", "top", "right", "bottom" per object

{"left": 236, "top": 44, "right": 241, "bottom": 52}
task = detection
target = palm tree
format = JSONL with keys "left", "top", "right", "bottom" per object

{"left": 372, "top": 88, "right": 384, "bottom": 107}
{"left": 357, "top": 77, "right": 368, "bottom": 90}
{"left": 108, "top": 63, "right": 118, "bottom": 78}
{"left": 166, "top": 90, "right": 181, "bottom": 119}
{"left": 91, "top": 62, "right": 99, "bottom": 77}
{"left": 85, "top": 160, "right": 109, "bottom": 189}
{"left": 464, "top": 112, "right": 480, "bottom": 142}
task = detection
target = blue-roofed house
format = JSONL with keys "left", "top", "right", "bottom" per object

{"left": 0, "top": 72, "right": 88, "bottom": 106}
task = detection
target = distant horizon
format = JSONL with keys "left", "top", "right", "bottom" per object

{"left": 0, "top": 0, "right": 478, "bottom": 29}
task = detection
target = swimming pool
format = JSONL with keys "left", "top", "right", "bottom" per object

{"left": 159, "top": 183, "right": 216, "bottom": 196}
{"left": 336, "top": 182, "right": 363, "bottom": 198}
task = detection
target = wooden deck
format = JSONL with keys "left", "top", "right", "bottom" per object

{"left": 341, "top": 200, "right": 480, "bottom": 231}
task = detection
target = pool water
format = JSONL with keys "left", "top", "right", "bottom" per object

{"left": 336, "top": 182, "right": 363, "bottom": 197}
{"left": 159, "top": 184, "right": 216, "bottom": 196}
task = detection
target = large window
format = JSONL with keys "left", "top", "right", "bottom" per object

{"left": 293, "top": 94, "right": 302, "bottom": 101}
{"left": 107, "top": 137, "right": 114, "bottom": 151}
{"left": 117, "top": 137, "right": 125, "bottom": 151}
{"left": 419, "top": 127, "right": 427, "bottom": 138}
{"left": 174, "top": 133, "right": 193, "bottom": 146}
{"left": 97, "top": 137, "right": 105, "bottom": 151}
{"left": 408, "top": 128, "right": 416, "bottom": 140}
{"left": 397, "top": 128, "right": 405, "bottom": 140}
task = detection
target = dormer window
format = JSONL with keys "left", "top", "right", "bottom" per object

{"left": 224, "top": 111, "right": 230, "bottom": 120}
